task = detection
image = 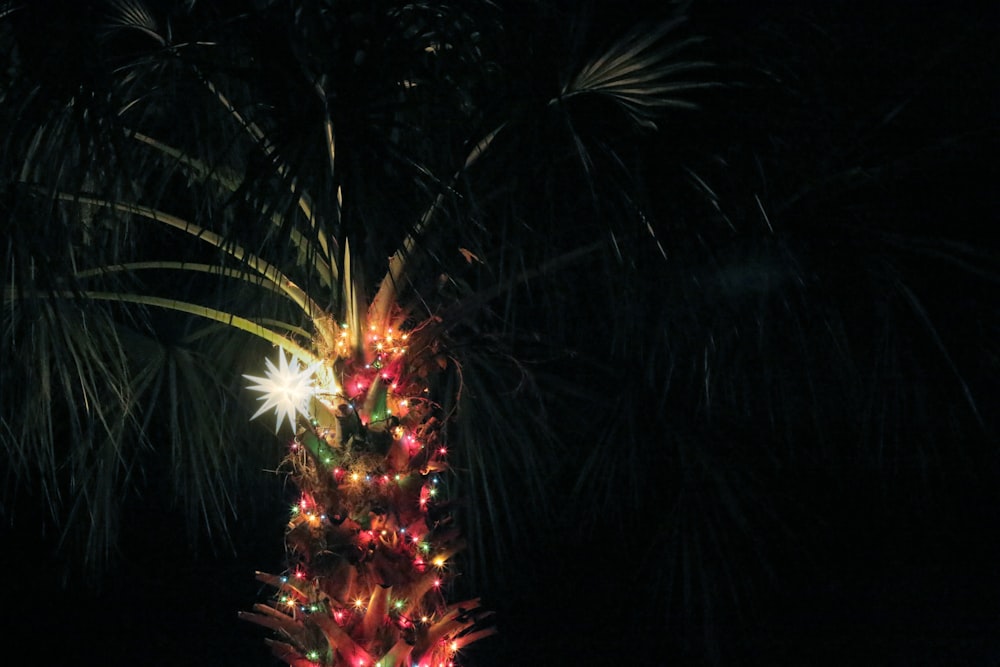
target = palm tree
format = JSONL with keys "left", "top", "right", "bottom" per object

{"left": 2, "top": 1, "right": 997, "bottom": 665}
{"left": 0, "top": 0, "right": 720, "bottom": 664}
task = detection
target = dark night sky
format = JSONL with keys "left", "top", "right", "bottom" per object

{"left": 3, "top": 2, "right": 999, "bottom": 666}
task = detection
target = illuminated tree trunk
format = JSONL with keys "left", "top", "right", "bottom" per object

{"left": 240, "top": 323, "right": 494, "bottom": 667}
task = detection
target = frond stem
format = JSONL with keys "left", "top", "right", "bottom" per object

{"left": 4, "top": 288, "right": 319, "bottom": 365}
{"left": 198, "top": 76, "right": 335, "bottom": 279}
{"left": 369, "top": 123, "right": 507, "bottom": 329}
{"left": 129, "top": 131, "right": 336, "bottom": 288}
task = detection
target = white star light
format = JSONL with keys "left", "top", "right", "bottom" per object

{"left": 244, "top": 349, "right": 321, "bottom": 433}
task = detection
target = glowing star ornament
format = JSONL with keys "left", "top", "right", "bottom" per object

{"left": 244, "top": 349, "right": 321, "bottom": 433}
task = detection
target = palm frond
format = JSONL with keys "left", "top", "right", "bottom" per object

{"left": 101, "top": 0, "right": 164, "bottom": 46}
{"left": 443, "top": 334, "right": 565, "bottom": 587}
{"left": 561, "top": 17, "right": 716, "bottom": 129}
{"left": 46, "top": 192, "right": 325, "bottom": 319}
{"left": 1, "top": 296, "right": 136, "bottom": 561}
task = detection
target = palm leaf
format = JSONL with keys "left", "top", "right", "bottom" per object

{"left": 561, "top": 18, "right": 716, "bottom": 129}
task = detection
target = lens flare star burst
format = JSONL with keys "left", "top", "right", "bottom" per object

{"left": 244, "top": 349, "right": 320, "bottom": 433}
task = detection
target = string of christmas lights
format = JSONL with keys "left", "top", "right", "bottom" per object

{"left": 240, "top": 321, "right": 494, "bottom": 667}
